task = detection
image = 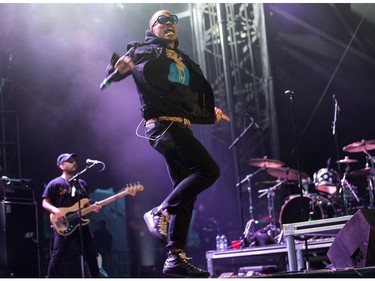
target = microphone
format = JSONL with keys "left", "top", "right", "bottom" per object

{"left": 86, "top": 159, "right": 104, "bottom": 165}
{"left": 284, "top": 90, "right": 294, "bottom": 96}
{"left": 100, "top": 69, "right": 120, "bottom": 90}
{"left": 332, "top": 94, "right": 341, "bottom": 114}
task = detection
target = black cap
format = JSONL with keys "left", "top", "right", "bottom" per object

{"left": 56, "top": 153, "right": 77, "bottom": 167}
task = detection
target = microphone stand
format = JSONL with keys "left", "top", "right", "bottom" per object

{"left": 285, "top": 91, "right": 305, "bottom": 216}
{"left": 68, "top": 163, "right": 96, "bottom": 278}
{"left": 229, "top": 118, "right": 258, "bottom": 247}
{"left": 332, "top": 96, "right": 346, "bottom": 215}
{"left": 285, "top": 90, "right": 310, "bottom": 270}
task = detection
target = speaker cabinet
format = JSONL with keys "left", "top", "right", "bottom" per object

{"left": 327, "top": 209, "right": 375, "bottom": 268}
{"left": 0, "top": 201, "right": 40, "bottom": 277}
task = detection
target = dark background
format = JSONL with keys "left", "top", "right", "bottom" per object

{"left": 1, "top": 2, "right": 375, "bottom": 277}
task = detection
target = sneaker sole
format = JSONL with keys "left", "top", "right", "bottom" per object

{"left": 163, "top": 269, "right": 210, "bottom": 278}
{"left": 143, "top": 210, "right": 167, "bottom": 244}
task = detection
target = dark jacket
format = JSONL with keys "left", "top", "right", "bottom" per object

{"left": 106, "top": 30, "right": 216, "bottom": 124}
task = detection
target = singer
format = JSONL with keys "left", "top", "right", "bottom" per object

{"left": 42, "top": 153, "right": 102, "bottom": 277}
{"left": 103, "top": 10, "right": 228, "bottom": 277}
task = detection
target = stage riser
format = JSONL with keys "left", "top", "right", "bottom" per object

{"left": 206, "top": 239, "right": 333, "bottom": 278}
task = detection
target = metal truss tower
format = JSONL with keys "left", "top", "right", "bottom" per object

{"left": 0, "top": 50, "right": 21, "bottom": 178}
{"left": 189, "top": 3, "right": 280, "bottom": 180}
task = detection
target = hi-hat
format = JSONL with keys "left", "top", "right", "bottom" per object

{"left": 348, "top": 167, "right": 373, "bottom": 176}
{"left": 336, "top": 156, "right": 358, "bottom": 164}
{"left": 248, "top": 158, "right": 284, "bottom": 168}
{"left": 343, "top": 139, "right": 375, "bottom": 153}
{"left": 266, "top": 167, "right": 309, "bottom": 181}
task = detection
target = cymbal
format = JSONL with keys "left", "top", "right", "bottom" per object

{"left": 259, "top": 180, "right": 280, "bottom": 184}
{"left": 343, "top": 139, "right": 375, "bottom": 153}
{"left": 336, "top": 156, "right": 358, "bottom": 164}
{"left": 248, "top": 158, "right": 284, "bottom": 168}
{"left": 255, "top": 180, "right": 295, "bottom": 186}
{"left": 348, "top": 167, "right": 372, "bottom": 176}
{"left": 266, "top": 167, "right": 309, "bottom": 181}
{"left": 254, "top": 180, "right": 279, "bottom": 186}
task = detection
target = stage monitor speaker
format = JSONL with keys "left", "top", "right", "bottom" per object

{"left": 0, "top": 201, "right": 40, "bottom": 277}
{"left": 327, "top": 209, "right": 375, "bottom": 268}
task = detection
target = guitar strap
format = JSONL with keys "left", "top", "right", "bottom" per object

{"left": 72, "top": 179, "right": 89, "bottom": 198}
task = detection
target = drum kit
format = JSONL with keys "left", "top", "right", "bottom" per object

{"left": 242, "top": 139, "right": 375, "bottom": 245}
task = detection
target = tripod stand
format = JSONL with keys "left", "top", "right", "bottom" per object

{"left": 242, "top": 157, "right": 285, "bottom": 244}
{"left": 258, "top": 180, "right": 283, "bottom": 238}
{"left": 238, "top": 167, "right": 264, "bottom": 243}
{"left": 342, "top": 140, "right": 375, "bottom": 208}
{"left": 339, "top": 161, "right": 360, "bottom": 211}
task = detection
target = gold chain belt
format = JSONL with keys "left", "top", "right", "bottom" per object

{"left": 146, "top": 116, "right": 191, "bottom": 126}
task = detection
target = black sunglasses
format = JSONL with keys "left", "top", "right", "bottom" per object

{"left": 151, "top": 15, "right": 178, "bottom": 28}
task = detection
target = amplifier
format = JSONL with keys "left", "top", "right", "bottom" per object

{"left": 0, "top": 177, "right": 35, "bottom": 202}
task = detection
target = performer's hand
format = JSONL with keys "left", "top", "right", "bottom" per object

{"left": 115, "top": 55, "right": 134, "bottom": 74}
{"left": 93, "top": 202, "right": 102, "bottom": 213}
{"left": 215, "top": 107, "right": 230, "bottom": 122}
{"left": 54, "top": 209, "right": 66, "bottom": 223}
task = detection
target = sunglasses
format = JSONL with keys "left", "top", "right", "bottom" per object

{"left": 151, "top": 15, "right": 178, "bottom": 28}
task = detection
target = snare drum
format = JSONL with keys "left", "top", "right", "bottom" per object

{"left": 313, "top": 168, "right": 340, "bottom": 195}
{"left": 279, "top": 195, "right": 336, "bottom": 227}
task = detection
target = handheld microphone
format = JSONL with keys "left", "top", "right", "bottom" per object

{"left": 100, "top": 69, "right": 120, "bottom": 90}
{"left": 86, "top": 159, "right": 104, "bottom": 165}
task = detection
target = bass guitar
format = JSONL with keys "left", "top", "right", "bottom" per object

{"left": 50, "top": 183, "right": 144, "bottom": 236}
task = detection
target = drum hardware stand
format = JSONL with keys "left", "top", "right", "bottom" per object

{"left": 258, "top": 180, "right": 284, "bottom": 238}
{"left": 367, "top": 174, "right": 375, "bottom": 209}
{"left": 237, "top": 167, "right": 265, "bottom": 242}
{"left": 364, "top": 154, "right": 375, "bottom": 208}
{"left": 340, "top": 165, "right": 360, "bottom": 207}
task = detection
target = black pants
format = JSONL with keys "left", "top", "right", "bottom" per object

{"left": 146, "top": 121, "right": 220, "bottom": 250}
{"left": 47, "top": 226, "right": 99, "bottom": 277}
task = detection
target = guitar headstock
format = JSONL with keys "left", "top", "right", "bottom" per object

{"left": 124, "top": 182, "right": 144, "bottom": 196}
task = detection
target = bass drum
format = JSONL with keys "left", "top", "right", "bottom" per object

{"left": 279, "top": 195, "right": 336, "bottom": 228}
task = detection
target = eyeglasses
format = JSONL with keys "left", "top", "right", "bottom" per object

{"left": 151, "top": 15, "right": 178, "bottom": 28}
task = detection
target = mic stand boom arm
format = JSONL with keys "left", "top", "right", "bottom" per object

{"left": 68, "top": 162, "right": 96, "bottom": 183}
{"left": 228, "top": 121, "right": 255, "bottom": 150}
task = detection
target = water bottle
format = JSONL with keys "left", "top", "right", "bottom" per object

{"left": 216, "top": 234, "right": 221, "bottom": 250}
{"left": 220, "top": 234, "right": 227, "bottom": 250}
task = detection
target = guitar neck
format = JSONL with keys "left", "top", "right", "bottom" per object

{"left": 80, "top": 189, "right": 130, "bottom": 217}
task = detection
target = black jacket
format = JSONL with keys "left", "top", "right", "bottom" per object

{"left": 106, "top": 30, "right": 216, "bottom": 124}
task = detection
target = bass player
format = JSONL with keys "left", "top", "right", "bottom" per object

{"left": 42, "top": 153, "right": 101, "bottom": 277}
